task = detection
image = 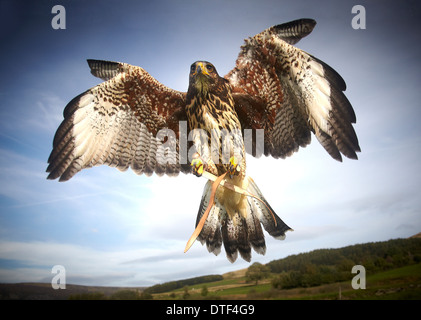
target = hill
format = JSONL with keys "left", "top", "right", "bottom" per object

{"left": 150, "top": 237, "right": 421, "bottom": 299}
{"left": 1, "top": 236, "right": 420, "bottom": 299}
{"left": 266, "top": 237, "right": 421, "bottom": 289}
{"left": 143, "top": 274, "right": 223, "bottom": 294}
{"left": 0, "top": 283, "right": 145, "bottom": 300}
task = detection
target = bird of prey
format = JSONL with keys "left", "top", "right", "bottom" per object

{"left": 47, "top": 19, "right": 360, "bottom": 263}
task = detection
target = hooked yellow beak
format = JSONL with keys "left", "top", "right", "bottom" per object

{"left": 194, "top": 62, "right": 209, "bottom": 76}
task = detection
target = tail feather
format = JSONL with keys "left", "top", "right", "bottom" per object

{"left": 247, "top": 177, "right": 292, "bottom": 239}
{"left": 199, "top": 206, "right": 223, "bottom": 255}
{"left": 222, "top": 212, "right": 251, "bottom": 262}
{"left": 245, "top": 197, "right": 266, "bottom": 255}
{"left": 195, "top": 177, "right": 292, "bottom": 263}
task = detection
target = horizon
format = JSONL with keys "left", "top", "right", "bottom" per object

{"left": 0, "top": 0, "right": 420, "bottom": 287}
{"left": 4, "top": 233, "right": 420, "bottom": 289}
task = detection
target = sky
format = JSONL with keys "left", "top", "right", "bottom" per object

{"left": 0, "top": 0, "right": 420, "bottom": 287}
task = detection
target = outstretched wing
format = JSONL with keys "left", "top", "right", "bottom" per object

{"left": 227, "top": 19, "right": 360, "bottom": 161}
{"left": 47, "top": 60, "right": 190, "bottom": 181}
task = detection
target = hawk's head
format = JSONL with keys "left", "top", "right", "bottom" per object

{"left": 188, "top": 61, "right": 228, "bottom": 98}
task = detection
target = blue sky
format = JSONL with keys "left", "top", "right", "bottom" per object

{"left": 0, "top": 0, "right": 420, "bottom": 287}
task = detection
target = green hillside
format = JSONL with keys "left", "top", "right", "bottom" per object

{"left": 151, "top": 237, "right": 421, "bottom": 300}
{"left": 152, "top": 263, "right": 421, "bottom": 300}
{"left": 1, "top": 237, "right": 420, "bottom": 300}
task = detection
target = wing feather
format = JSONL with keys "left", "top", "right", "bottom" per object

{"left": 47, "top": 60, "right": 190, "bottom": 181}
{"left": 227, "top": 19, "right": 360, "bottom": 161}
{"left": 272, "top": 18, "right": 317, "bottom": 45}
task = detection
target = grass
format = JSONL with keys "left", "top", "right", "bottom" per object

{"left": 152, "top": 263, "right": 421, "bottom": 300}
{"left": 2, "top": 263, "right": 419, "bottom": 300}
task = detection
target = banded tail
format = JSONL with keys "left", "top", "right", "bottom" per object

{"left": 195, "top": 176, "right": 292, "bottom": 263}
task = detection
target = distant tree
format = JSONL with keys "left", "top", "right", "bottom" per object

{"left": 201, "top": 285, "right": 208, "bottom": 297}
{"left": 271, "top": 274, "right": 282, "bottom": 290}
{"left": 68, "top": 292, "right": 107, "bottom": 300}
{"left": 182, "top": 286, "right": 190, "bottom": 299}
{"left": 139, "top": 291, "right": 153, "bottom": 300}
{"left": 271, "top": 271, "right": 303, "bottom": 289}
{"left": 246, "top": 262, "right": 270, "bottom": 285}
{"left": 110, "top": 289, "right": 139, "bottom": 300}
{"left": 144, "top": 274, "right": 223, "bottom": 294}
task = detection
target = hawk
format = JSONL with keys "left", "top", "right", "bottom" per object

{"left": 47, "top": 19, "right": 360, "bottom": 263}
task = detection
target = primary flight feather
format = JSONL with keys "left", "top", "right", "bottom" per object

{"left": 47, "top": 19, "right": 360, "bottom": 263}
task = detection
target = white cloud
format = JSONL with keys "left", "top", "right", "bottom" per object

{"left": 1, "top": 0, "right": 421, "bottom": 288}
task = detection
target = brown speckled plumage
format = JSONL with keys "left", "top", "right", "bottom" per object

{"left": 47, "top": 19, "right": 359, "bottom": 262}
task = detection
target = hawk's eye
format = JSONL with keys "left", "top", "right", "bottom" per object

{"left": 190, "top": 64, "right": 196, "bottom": 73}
{"left": 206, "top": 64, "right": 214, "bottom": 72}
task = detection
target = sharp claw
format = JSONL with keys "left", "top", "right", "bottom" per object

{"left": 228, "top": 156, "right": 239, "bottom": 179}
{"left": 191, "top": 153, "right": 207, "bottom": 177}
{"left": 229, "top": 165, "right": 234, "bottom": 179}
{"left": 191, "top": 160, "right": 203, "bottom": 177}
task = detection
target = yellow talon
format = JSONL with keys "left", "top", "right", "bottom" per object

{"left": 191, "top": 153, "right": 206, "bottom": 177}
{"left": 191, "top": 158, "right": 204, "bottom": 176}
{"left": 229, "top": 156, "right": 237, "bottom": 167}
{"left": 228, "top": 156, "right": 240, "bottom": 178}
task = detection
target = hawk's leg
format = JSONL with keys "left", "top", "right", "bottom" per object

{"left": 191, "top": 152, "right": 207, "bottom": 177}
{"left": 191, "top": 153, "right": 239, "bottom": 178}
{"left": 228, "top": 156, "right": 241, "bottom": 179}
{"left": 191, "top": 152, "right": 217, "bottom": 177}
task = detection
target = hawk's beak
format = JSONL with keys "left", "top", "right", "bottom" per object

{"left": 194, "top": 62, "right": 209, "bottom": 76}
